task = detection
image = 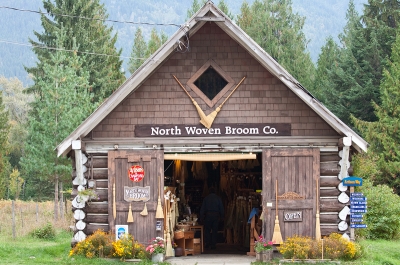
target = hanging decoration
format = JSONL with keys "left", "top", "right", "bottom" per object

{"left": 128, "top": 165, "right": 145, "bottom": 182}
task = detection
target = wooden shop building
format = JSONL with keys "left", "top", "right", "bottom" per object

{"left": 57, "top": 1, "right": 368, "bottom": 255}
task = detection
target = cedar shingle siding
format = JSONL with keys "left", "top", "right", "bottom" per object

{"left": 92, "top": 22, "right": 338, "bottom": 138}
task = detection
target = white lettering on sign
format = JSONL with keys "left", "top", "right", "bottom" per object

{"left": 124, "top": 186, "right": 151, "bottom": 202}
{"left": 225, "top": 126, "right": 259, "bottom": 135}
{"left": 185, "top": 127, "right": 222, "bottom": 135}
{"left": 151, "top": 126, "right": 182, "bottom": 136}
{"left": 284, "top": 211, "right": 303, "bottom": 222}
{"left": 263, "top": 126, "right": 278, "bottom": 134}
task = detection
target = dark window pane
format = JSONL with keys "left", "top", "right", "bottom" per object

{"left": 194, "top": 67, "right": 228, "bottom": 100}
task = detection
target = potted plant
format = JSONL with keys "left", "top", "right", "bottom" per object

{"left": 145, "top": 237, "right": 165, "bottom": 262}
{"left": 78, "top": 188, "right": 99, "bottom": 203}
{"left": 255, "top": 235, "right": 274, "bottom": 262}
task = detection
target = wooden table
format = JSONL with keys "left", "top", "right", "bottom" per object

{"left": 175, "top": 231, "right": 194, "bottom": 256}
{"left": 189, "top": 225, "right": 204, "bottom": 253}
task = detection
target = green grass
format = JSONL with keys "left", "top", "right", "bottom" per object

{"left": 1, "top": 231, "right": 400, "bottom": 265}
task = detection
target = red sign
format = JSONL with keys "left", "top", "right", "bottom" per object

{"left": 128, "top": 165, "right": 144, "bottom": 182}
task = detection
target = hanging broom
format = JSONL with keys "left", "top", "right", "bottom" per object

{"left": 156, "top": 175, "right": 164, "bottom": 219}
{"left": 113, "top": 181, "right": 116, "bottom": 220}
{"left": 315, "top": 178, "right": 321, "bottom": 240}
{"left": 165, "top": 200, "right": 174, "bottom": 257}
{"left": 140, "top": 203, "right": 148, "bottom": 216}
{"left": 272, "top": 179, "right": 283, "bottom": 244}
{"left": 127, "top": 202, "right": 134, "bottom": 223}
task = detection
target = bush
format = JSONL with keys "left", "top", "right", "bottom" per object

{"left": 69, "top": 229, "right": 114, "bottom": 258}
{"left": 357, "top": 180, "right": 400, "bottom": 240}
{"left": 29, "top": 223, "right": 56, "bottom": 240}
{"left": 112, "top": 233, "right": 148, "bottom": 261}
{"left": 278, "top": 233, "right": 362, "bottom": 260}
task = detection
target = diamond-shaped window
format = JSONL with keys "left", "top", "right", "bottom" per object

{"left": 187, "top": 60, "right": 234, "bottom": 108}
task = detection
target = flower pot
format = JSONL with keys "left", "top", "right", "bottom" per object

{"left": 256, "top": 250, "right": 273, "bottom": 262}
{"left": 151, "top": 253, "right": 164, "bottom": 262}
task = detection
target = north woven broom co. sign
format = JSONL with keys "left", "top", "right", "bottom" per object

{"left": 135, "top": 123, "right": 291, "bottom": 137}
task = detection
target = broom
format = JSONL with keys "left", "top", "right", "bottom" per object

{"left": 272, "top": 179, "right": 283, "bottom": 244}
{"left": 140, "top": 203, "right": 148, "bottom": 216}
{"left": 201, "top": 76, "right": 246, "bottom": 128}
{"left": 165, "top": 199, "right": 174, "bottom": 257}
{"left": 156, "top": 176, "right": 164, "bottom": 219}
{"left": 172, "top": 75, "right": 209, "bottom": 126}
{"left": 113, "top": 181, "right": 116, "bottom": 220}
{"left": 127, "top": 202, "right": 134, "bottom": 223}
{"left": 315, "top": 178, "right": 321, "bottom": 240}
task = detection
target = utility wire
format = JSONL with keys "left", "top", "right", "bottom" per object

{"left": 0, "top": 39, "right": 148, "bottom": 60}
{"left": 0, "top": 6, "right": 181, "bottom": 28}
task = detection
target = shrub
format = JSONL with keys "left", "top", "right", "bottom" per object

{"left": 278, "top": 233, "right": 362, "bottom": 260}
{"left": 357, "top": 180, "right": 400, "bottom": 240}
{"left": 112, "top": 233, "right": 148, "bottom": 261}
{"left": 69, "top": 229, "right": 114, "bottom": 258}
{"left": 29, "top": 223, "right": 56, "bottom": 240}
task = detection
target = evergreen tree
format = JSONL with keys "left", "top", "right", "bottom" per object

{"left": 217, "top": 0, "right": 234, "bottom": 20}
{"left": 26, "top": 0, "right": 125, "bottom": 102}
{"left": 313, "top": 37, "right": 340, "bottom": 103}
{"left": 128, "top": 28, "right": 168, "bottom": 75}
{"left": 322, "top": 1, "right": 381, "bottom": 127}
{"left": 187, "top": 0, "right": 207, "bottom": 19}
{"left": 353, "top": 28, "right": 400, "bottom": 194}
{"left": 128, "top": 28, "right": 147, "bottom": 74}
{"left": 237, "top": 0, "right": 315, "bottom": 90}
{"left": 21, "top": 31, "right": 96, "bottom": 211}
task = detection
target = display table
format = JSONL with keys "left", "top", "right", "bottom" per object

{"left": 175, "top": 231, "right": 194, "bottom": 256}
{"left": 189, "top": 225, "right": 204, "bottom": 253}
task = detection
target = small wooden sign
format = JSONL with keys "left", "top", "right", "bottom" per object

{"left": 124, "top": 186, "right": 150, "bottom": 202}
{"left": 128, "top": 165, "right": 145, "bottom": 182}
{"left": 283, "top": 211, "right": 303, "bottom": 222}
{"left": 342, "top": 176, "right": 363, "bottom": 186}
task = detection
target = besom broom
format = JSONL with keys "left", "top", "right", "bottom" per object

{"left": 272, "top": 179, "right": 283, "bottom": 244}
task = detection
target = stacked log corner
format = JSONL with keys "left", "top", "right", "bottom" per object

{"left": 318, "top": 138, "right": 351, "bottom": 237}
{"left": 71, "top": 150, "right": 109, "bottom": 245}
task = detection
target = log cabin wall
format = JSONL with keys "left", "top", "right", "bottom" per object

{"left": 70, "top": 22, "right": 354, "bottom": 242}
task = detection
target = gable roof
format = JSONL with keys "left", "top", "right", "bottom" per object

{"left": 57, "top": 1, "right": 368, "bottom": 156}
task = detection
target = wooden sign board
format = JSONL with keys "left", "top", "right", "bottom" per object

{"left": 124, "top": 186, "right": 150, "bottom": 202}
{"left": 283, "top": 211, "right": 303, "bottom": 222}
{"left": 135, "top": 123, "right": 291, "bottom": 137}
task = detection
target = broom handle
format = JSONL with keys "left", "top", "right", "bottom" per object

{"left": 172, "top": 75, "right": 196, "bottom": 102}
{"left": 316, "top": 178, "right": 319, "bottom": 214}
{"left": 275, "top": 179, "right": 278, "bottom": 216}
{"left": 219, "top": 76, "right": 246, "bottom": 108}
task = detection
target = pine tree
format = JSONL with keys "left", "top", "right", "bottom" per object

{"left": 353, "top": 28, "right": 400, "bottom": 194}
{"left": 217, "top": 0, "right": 234, "bottom": 20}
{"left": 128, "top": 28, "right": 168, "bottom": 75}
{"left": 313, "top": 37, "right": 340, "bottom": 103}
{"left": 128, "top": 28, "right": 147, "bottom": 74}
{"left": 237, "top": 0, "right": 315, "bottom": 90}
{"left": 21, "top": 31, "right": 96, "bottom": 209}
{"left": 26, "top": 0, "right": 125, "bottom": 102}
{"left": 187, "top": 0, "right": 207, "bottom": 19}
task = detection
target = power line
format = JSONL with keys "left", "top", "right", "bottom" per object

{"left": 0, "top": 39, "right": 148, "bottom": 60}
{"left": 0, "top": 6, "right": 181, "bottom": 28}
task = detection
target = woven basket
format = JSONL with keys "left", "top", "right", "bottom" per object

{"left": 174, "top": 230, "right": 184, "bottom": 239}
{"left": 176, "top": 224, "right": 191, "bottom": 232}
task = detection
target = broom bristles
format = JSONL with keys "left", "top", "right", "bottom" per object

{"left": 127, "top": 203, "right": 134, "bottom": 223}
{"left": 156, "top": 198, "right": 164, "bottom": 219}
{"left": 315, "top": 213, "right": 321, "bottom": 240}
{"left": 272, "top": 216, "right": 283, "bottom": 244}
{"left": 140, "top": 203, "right": 148, "bottom": 216}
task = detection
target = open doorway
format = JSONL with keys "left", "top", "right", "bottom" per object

{"left": 164, "top": 153, "right": 263, "bottom": 255}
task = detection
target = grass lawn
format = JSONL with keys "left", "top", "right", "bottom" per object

{"left": 1, "top": 230, "right": 400, "bottom": 265}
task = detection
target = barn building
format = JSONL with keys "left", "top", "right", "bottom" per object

{"left": 57, "top": 1, "right": 368, "bottom": 255}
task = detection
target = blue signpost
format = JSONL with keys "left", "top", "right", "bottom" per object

{"left": 343, "top": 178, "right": 368, "bottom": 231}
